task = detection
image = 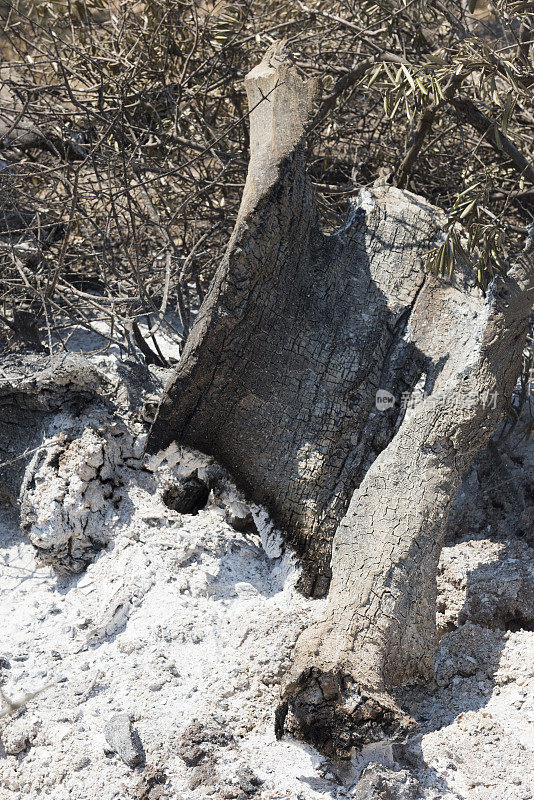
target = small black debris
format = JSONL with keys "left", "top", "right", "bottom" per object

{"left": 236, "top": 765, "right": 263, "bottom": 794}
{"left": 162, "top": 470, "right": 209, "bottom": 515}
{"left": 177, "top": 718, "right": 233, "bottom": 766}
{"left": 132, "top": 764, "right": 167, "bottom": 800}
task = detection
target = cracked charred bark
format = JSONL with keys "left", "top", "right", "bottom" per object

{"left": 148, "top": 45, "right": 534, "bottom": 751}
{"left": 149, "top": 45, "right": 448, "bottom": 597}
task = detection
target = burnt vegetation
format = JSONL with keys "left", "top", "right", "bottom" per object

{"left": 0, "top": 0, "right": 532, "bottom": 371}
{"left": 0, "top": 0, "right": 533, "bottom": 762}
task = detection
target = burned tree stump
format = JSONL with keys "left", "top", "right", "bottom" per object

{"left": 149, "top": 44, "right": 447, "bottom": 597}
{"left": 148, "top": 44, "right": 534, "bottom": 750}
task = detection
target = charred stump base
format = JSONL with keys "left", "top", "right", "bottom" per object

{"left": 276, "top": 669, "right": 415, "bottom": 758}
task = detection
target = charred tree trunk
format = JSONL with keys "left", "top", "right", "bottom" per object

{"left": 279, "top": 245, "right": 533, "bottom": 754}
{"left": 148, "top": 45, "right": 534, "bottom": 750}
{"left": 149, "top": 44, "right": 449, "bottom": 597}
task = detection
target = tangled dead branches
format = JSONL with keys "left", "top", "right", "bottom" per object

{"left": 0, "top": 0, "right": 532, "bottom": 386}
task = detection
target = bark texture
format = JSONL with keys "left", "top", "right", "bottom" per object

{"left": 147, "top": 44, "right": 534, "bottom": 752}
{"left": 148, "top": 44, "right": 448, "bottom": 597}
{"left": 280, "top": 238, "right": 534, "bottom": 755}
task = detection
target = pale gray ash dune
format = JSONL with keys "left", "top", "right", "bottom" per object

{"left": 0, "top": 341, "right": 532, "bottom": 800}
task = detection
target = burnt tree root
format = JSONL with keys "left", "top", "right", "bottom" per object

{"left": 277, "top": 668, "right": 415, "bottom": 758}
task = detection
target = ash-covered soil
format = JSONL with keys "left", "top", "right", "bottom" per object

{"left": 0, "top": 342, "right": 532, "bottom": 800}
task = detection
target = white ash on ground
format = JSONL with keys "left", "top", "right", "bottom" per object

{"left": 0, "top": 434, "right": 329, "bottom": 800}
{"left": 0, "top": 349, "right": 533, "bottom": 799}
{"left": 19, "top": 416, "right": 144, "bottom": 574}
{"left": 437, "top": 537, "right": 534, "bottom": 634}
